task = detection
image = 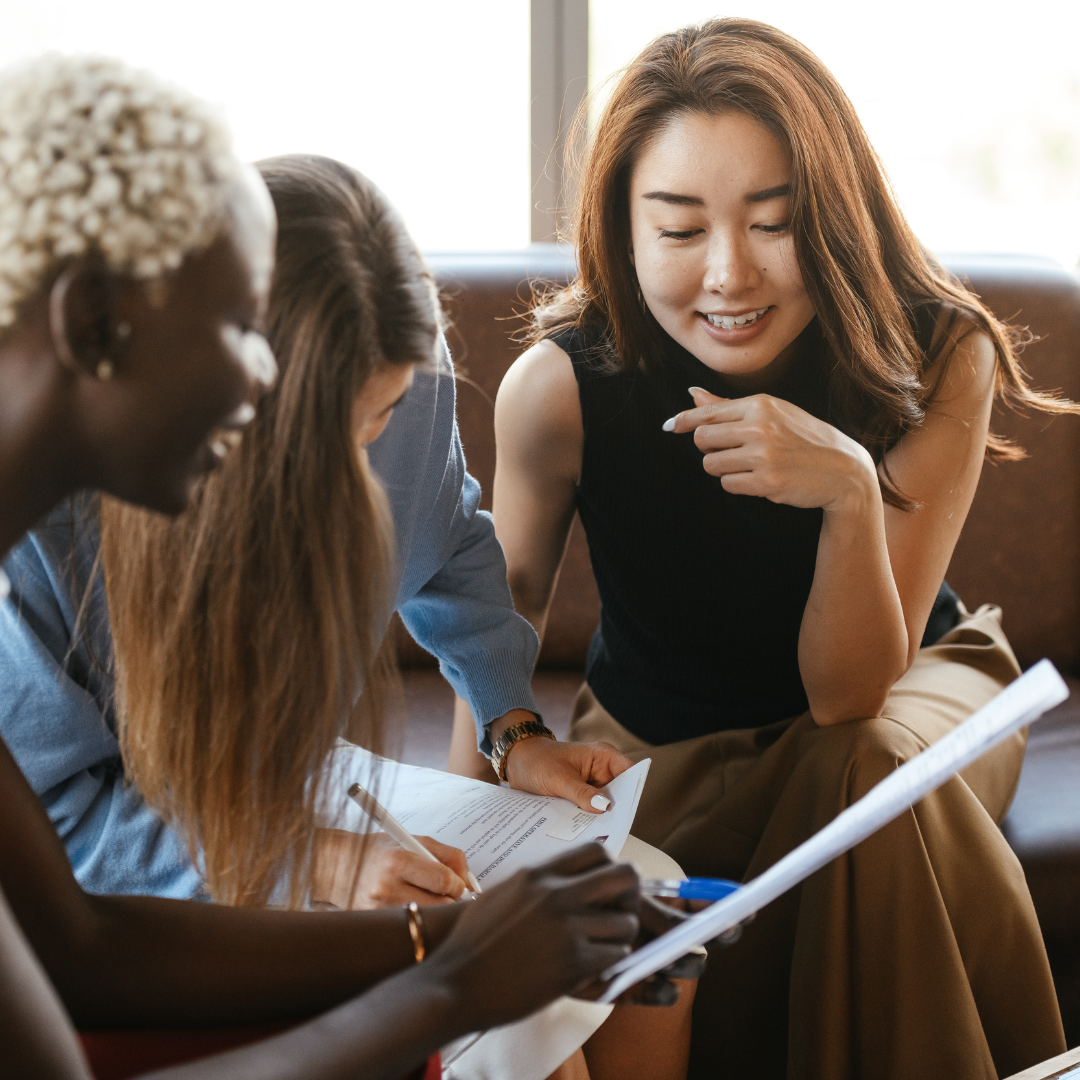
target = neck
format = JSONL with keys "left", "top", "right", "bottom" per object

{"left": 0, "top": 320, "right": 81, "bottom": 559}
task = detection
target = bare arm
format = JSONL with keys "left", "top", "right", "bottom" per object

{"left": 799, "top": 325, "right": 996, "bottom": 721}
{"left": 491, "top": 340, "right": 584, "bottom": 638}
{"left": 672, "top": 323, "right": 997, "bottom": 725}
{"left": 0, "top": 735, "right": 462, "bottom": 1029}
{"left": 1, "top": 816, "right": 644, "bottom": 1080}
{"left": 448, "top": 341, "right": 633, "bottom": 803}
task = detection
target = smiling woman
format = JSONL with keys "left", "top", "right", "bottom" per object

{"left": 476, "top": 16, "right": 1080, "bottom": 1080}
{"left": 0, "top": 54, "right": 277, "bottom": 538}
{"left": 628, "top": 112, "right": 817, "bottom": 391}
{"left": 0, "top": 57, "right": 666, "bottom": 1080}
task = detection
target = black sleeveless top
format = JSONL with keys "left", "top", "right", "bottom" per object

{"left": 559, "top": 314, "right": 960, "bottom": 746}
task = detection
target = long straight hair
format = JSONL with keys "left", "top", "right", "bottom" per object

{"left": 532, "top": 18, "right": 1073, "bottom": 508}
{"left": 101, "top": 156, "right": 439, "bottom": 907}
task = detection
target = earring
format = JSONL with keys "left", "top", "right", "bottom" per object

{"left": 96, "top": 359, "right": 114, "bottom": 381}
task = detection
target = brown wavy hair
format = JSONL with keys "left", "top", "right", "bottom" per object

{"left": 532, "top": 17, "right": 1073, "bottom": 508}
{"left": 101, "top": 155, "right": 439, "bottom": 907}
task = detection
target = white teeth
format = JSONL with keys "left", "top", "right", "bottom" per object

{"left": 225, "top": 402, "right": 256, "bottom": 427}
{"left": 209, "top": 429, "right": 243, "bottom": 460}
{"left": 706, "top": 307, "right": 768, "bottom": 330}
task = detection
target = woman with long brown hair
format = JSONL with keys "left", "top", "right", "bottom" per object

{"left": 451, "top": 17, "right": 1071, "bottom": 1080}
{"left": 1, "top": 147, "right": 633, "bottom": 912}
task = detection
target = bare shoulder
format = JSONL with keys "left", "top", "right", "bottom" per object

{"left": 924, "top": 312, "right": 997, "bottom": 415}
{"left": 495, "top": 339, "right": 582, "bottom": 482}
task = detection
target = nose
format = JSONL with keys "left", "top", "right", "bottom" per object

{"left": 239, "top": 330, "right": 278, "bottom": 392}
{"left": 702, "top": 230, "right": 762, "bottom": 297}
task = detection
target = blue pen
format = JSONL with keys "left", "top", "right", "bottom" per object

{"left": 641, "top": 876, "right": 741, "bottom": 902}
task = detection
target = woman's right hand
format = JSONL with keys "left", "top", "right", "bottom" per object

{"left": 423, "top": 843, "right": 639, "bottom": 1031}
{"left": 311, "top": 828, "right": 470, "bottom": 909}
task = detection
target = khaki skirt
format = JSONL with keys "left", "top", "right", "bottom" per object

{"left": 569, "top": 605, "right": 1064, "bottom": 1080}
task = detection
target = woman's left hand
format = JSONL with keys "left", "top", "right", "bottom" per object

{"left": 668, "top": 387, "right": 877, "bottom": 512}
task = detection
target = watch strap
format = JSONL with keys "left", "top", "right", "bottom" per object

{"left": 490, "top": 718, "right": 556, "bottom": 782}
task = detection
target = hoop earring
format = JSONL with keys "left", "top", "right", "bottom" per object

{"left": 96, "top": 360, "right": 114, "bottom": 381}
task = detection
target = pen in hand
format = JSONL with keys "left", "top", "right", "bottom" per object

{"left": 347, "top": 782, "right": 482, "bottom": 898}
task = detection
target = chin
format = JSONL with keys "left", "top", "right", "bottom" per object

{"left": 107, "top": 460, "right": 211, "bottom": 518}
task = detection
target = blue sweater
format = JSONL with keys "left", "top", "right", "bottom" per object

{"left": 0, "top": 353, "right": 540, "bottom": 898}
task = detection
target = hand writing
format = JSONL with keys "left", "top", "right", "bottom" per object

{"left": 311, "top": 828, "right": 470, "bottom": 910}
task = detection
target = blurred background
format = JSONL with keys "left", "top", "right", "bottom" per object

{"left": 0, "top": 0, "right": 1078, "bottom": 265}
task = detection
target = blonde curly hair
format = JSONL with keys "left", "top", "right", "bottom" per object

{"left": 0, "top": 54, "right": 242, "bottom": 330}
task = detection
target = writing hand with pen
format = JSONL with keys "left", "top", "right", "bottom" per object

{"left": 311, "top": 828, "right": 474, "bottom": 909}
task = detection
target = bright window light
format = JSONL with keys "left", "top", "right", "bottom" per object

{"left": 591, "top": 1, "right": 1080, "bottom": 269}
{"left": 0, "top": 0, "right": 531, "bottom": 252}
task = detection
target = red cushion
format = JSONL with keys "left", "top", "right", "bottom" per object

{"left": 78, "top": 1025, "right": 440, "bottom": 1080}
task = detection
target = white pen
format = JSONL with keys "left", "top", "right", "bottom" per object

{"left": 347, "top": 781, "right": 482, "bottom": 898}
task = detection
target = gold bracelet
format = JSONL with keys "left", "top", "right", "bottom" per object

{"left": 405, "top": 901, "right": 426, "bottom": 964}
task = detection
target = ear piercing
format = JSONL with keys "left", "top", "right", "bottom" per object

{"left": 97, "top": 322, "right": 128, "bottom": 380}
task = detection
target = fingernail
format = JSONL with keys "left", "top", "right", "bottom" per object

{"left": 591, "top": 794, "right": 611, "bottom": 811}
{"left": 661, "top": 416, "right": 677, "bottom": 432}
{"left": 688, "top": 386, "right": 706, "bottom": 396}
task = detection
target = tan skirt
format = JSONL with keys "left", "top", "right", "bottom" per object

{"left": 569, "top": 604, "right": 1064, "bottom": 1080}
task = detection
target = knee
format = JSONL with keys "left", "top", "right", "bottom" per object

{"left": 798, "top": 715, "right": 925, "bottom": 795}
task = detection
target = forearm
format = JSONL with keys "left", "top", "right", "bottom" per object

{"left": 48, "top": 894, "right": 463, "bottom": 1029}
{"left": 145, "top": 964, "right": 459, "bottom": 1080}
{"left": 447, "top": 696, "right": 499, "bottom": 782}
{"left": 798, "top": 485, "right": 908, "bottom": 726}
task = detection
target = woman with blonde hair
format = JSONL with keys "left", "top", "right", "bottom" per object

{"left": 0, "top": 52, "right": 678, "bottom": 1080}
{"left": 455, "top": 17, "right": 1073, "bottom": 1079}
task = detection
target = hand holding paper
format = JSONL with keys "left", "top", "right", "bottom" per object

{"left": 326, "top": 749, "right": 652, "bottom": 890}
{"left": 500, "top": 734, "right": 635, "bottom": 814}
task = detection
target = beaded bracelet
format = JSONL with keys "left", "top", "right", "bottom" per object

{"left": 405, "top": 901, "right": 426, "bottom": 964}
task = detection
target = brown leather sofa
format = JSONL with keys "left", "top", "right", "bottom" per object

{"left": 404, "top": 246, "right": 1080, "bottom": 1044}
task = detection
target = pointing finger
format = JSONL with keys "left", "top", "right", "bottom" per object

{"left": 662, "top": 397, "right": 738, "bottom": 435}
{"left": 688, "top": 385, "right": 726, "bottom": 404}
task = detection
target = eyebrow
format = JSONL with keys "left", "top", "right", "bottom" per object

{"left": 642, "top": 191, "right": 704, "bottom": 206}
{"left": 641, "top": 183, "right": 792, "bottom": 206}
{"left": 746, "top": 183, "right": 791, "bottom": 204}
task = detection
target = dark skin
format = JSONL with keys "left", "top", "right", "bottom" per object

{"left": 0, "top": 171, "right": 704, "bottom": 1079}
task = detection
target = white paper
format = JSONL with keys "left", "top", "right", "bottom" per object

{"left": 323, "top": 749, "right": 651, "bottom": 889}
{"left": 599, "top": 659, "right": 1069, "bottom": 1002}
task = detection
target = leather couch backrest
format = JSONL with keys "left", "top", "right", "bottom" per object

{"left": 425, "top": 248, "right": 1080, "bottom": 674}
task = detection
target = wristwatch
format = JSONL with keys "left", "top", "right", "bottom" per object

{"left": 490, "top": 718, "right": 556, "bottom": 782}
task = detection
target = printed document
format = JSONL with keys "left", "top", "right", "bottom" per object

{"left": 324, "top": 748, "right": 651, "bottom": 889}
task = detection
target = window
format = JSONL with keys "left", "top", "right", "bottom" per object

{"left": 0, "top": 0, "right": 531, "bottom": 251}
{"left": 3, "top": 2, "right": 1078, "bottom": 263}
{"left": 590, "top": 0, "right": 1080, "bottom": 268}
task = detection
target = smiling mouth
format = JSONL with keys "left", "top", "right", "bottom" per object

{"left": 209, "top": 429, "right": 243, "bottom": 460}
{"left": 208, "top": 402, "right": 257, "bottom": 460}
{"left": 703, "top": 307, "right": 770, "bottom": 330}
